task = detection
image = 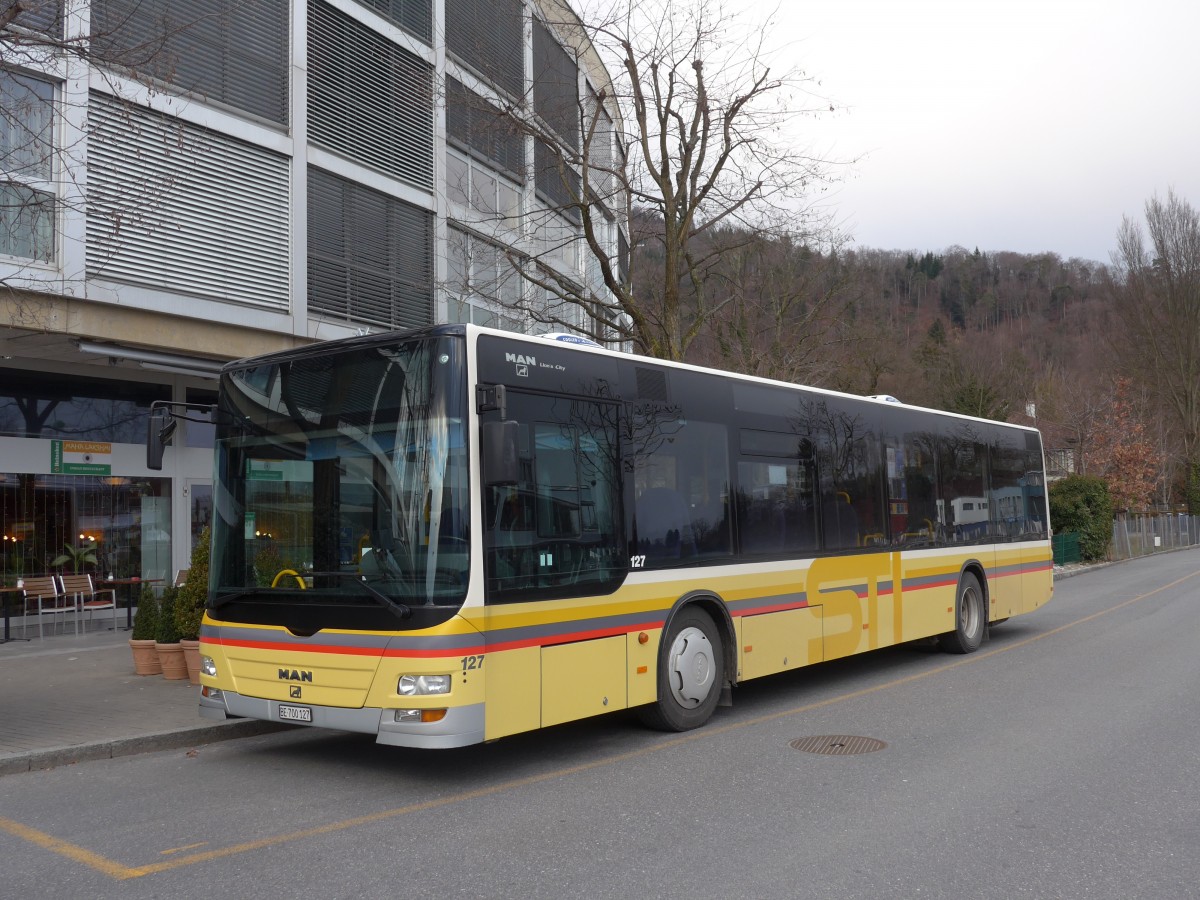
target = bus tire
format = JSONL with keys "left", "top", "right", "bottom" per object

{"left": 637, "top": 606, "right": 724, "bottom": 732}
{"left": 940, "top": 572, "right": 985, "bottom": 654}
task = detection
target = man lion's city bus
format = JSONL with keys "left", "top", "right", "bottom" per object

{"left": 192, "top": 324, "right": 1052, "bottom": 747}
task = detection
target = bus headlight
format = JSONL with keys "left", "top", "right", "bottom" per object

{"left": 201, "top": 655, "right": 218, "bottom": 677}
{"left": 398, "top": 674, "right": 451, "bottom": 696}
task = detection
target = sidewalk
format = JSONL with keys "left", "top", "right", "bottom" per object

{"left": 0, "top": 623, "right": 284, "bottom": 778}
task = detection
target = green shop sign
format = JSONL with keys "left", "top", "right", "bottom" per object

{"left": 50, "top": 440, "right": 112, "bottom": 476}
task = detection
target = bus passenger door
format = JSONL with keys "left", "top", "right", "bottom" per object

{"left": 480, "top": 387, "right": 628, "bottom": 733}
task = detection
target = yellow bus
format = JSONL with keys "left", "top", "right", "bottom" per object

{"left": 193, "top": 324, "right": 1052, "bottom": 747}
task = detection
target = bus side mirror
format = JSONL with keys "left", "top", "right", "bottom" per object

{"left": 482, "top": 420, "right": 519, "bottom": 486}
{"left": 147, "top": 411, "right": 177, "bottom": 470}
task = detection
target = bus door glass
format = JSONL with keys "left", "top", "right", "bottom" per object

{"left": 482, "top": 390, "right": 624, "bottom": 602}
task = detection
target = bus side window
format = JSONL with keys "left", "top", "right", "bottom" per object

{"left": 636, "top": 487, "right": 695, "bottom": 560}
{"left": 627, "top": 417, "right": 731, "bottom": 567}
{"left": 822, "top": 491, "right": 860, "bottom": 550}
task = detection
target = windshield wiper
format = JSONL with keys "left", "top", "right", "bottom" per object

{"left": 209, "top": 574, "right": 412, "bottom": 620}
{"left": 306, "top": 570, "right": 412, "bottom": 620}
{"left": 211, "top": 587, "right": 283, "bottom": 609}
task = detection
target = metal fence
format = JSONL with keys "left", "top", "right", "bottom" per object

{"left": 1052, "top": 531, "right": 1081, "bottom": 565}
{"left": 1109, "top": 514, "right": 1200, "bottom": 560}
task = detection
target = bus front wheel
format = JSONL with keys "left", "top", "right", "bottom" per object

{"left": 638, "top": 606, "right": 724, "bottom": 732}
{"left": 940, "top": 572, "right": 985, "bottom": 654}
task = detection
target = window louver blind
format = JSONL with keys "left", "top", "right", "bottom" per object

{"left": 308, "top": 0, "right": 433, "bottom": 190}
{"left": 85, "top": 94, "right": 291, "bottom": 311}
{"left": 91, "top": 0, "right": 289, "bottom": 125}
{"left": 533, "top": 18, "right": 579, "bottom": 151}
{"left": 351, "top": 0, "right": 432, "bottom": 43}
{"left": 445, "top": 0, "right": 524, "bottom": 98}
{"left": 11, "top": 0, "right": 62, "bottom": 36}
{"left": 446, "top": 77, "right": 525, "bottom": 182}
{"left": 586, "top": 90, "right": 616, "bottom": 202}
{"left": 308, "top": 167, "right": 433, "bottom": 330}
{"left": 535, "top": 139, "right": 580, "bottom": 222}
{"left": 618, "top": 230, "right": 630, "bottom": 285}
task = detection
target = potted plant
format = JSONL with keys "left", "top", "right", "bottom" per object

{"left": 129, "top": 587, "right": 162, "bottom": 676}
{"left": 51, "top": 541, "right": 98, "bottom": 573}
{"left": 155, "top": 585, "right": 189, "bottom": 680}
{"left": 175, "top": 526, "right": 210, "bottom": 685}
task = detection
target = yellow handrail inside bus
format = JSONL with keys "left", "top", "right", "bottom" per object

{"left": 271, "top": 569, "right": 306, "bottom": 589}
{"left": 355, "top": 533, "right": 371, "bottom": 563}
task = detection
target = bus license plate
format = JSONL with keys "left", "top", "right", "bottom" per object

{"left": 278, "top": 704, "right": 312, "bottom": 723}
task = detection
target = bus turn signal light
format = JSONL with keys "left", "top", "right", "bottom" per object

{"left": 395, "top": 708, "right": 448, "bottom": 723}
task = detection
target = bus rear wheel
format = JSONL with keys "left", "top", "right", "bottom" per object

{"left": 637, "top": 607, "right": 724, "bottom": 732}
{"left": 940, "top": 572, "right": 985, "bottom": 654}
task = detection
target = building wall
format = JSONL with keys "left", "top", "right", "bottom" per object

{"left": 0, "top": 0, "right": 626, "bottom": 587}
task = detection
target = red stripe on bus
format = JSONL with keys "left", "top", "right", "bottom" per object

{"left": 205, "top": 619, "right": 670, "bottom": 659}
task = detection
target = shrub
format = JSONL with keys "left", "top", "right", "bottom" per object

{"left": 155, "top": 585, "right": 181, "bottom": 644}
{"left": 131, "top": 587, "right": 159, "bottom": 641}
{"left": 252, "top": 541, "right": 301, "bottom": 587}
{"left": 1049, "top": 475, "right": 1113, "bottom": 561}
{"left": 175, "top": 526, "right": 210, "bottom": 640}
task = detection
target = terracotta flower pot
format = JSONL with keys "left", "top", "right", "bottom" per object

{"left": 130, "top": 638, "right": 162, "bottom": 676}
{"left": 180, "top": 638, "right": 202, "bottom": 685}
{"left": 156, "top": 641, "right": 189, "bottom": 680}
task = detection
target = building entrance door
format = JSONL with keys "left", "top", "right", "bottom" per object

{"left": 186, "top": 479, "right": 212, "bottom": 560}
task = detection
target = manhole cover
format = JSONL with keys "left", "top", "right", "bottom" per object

{"left": 789, "top": 735, "right": 887, "bottom": 756}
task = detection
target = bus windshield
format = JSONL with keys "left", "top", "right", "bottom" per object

{"left": 209, "top": 334, "right": 469, "bottom": 630}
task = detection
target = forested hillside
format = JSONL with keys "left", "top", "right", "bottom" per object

{"left": 630, "top": 200, "right": 1197, "bottom": 512}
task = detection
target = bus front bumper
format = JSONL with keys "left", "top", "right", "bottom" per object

{"left": 199, "top": 687, "right": 485, "bottom": 749}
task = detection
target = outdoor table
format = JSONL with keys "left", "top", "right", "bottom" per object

{"left": 103, "top": 578, "right": 164, "bottom": 631}
{"left": 0, "top": 585, "right": 30, "bottom": 643}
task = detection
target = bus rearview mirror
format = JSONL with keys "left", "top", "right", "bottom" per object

{"left": 482, "top": 420, "right": 519, "bottom": 486}
{"left": 146, "top": 412, "right": 177, "bottom": 470}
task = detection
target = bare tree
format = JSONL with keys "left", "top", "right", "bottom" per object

{"left": 913, "top": 319, "right": 1030, "bottom": 420}
{"left": 461, "top": 0, "right": 842, "bottom": 359}
{"left": 698, "top": 232, "right": 854, "bottom": 384}
{"left": 1108, "top": 189, "right": 1200, "bottom": 512}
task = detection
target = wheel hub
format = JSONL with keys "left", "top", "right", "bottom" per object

{"left": 668, "top": 626, "right": 715, "bottom": 708}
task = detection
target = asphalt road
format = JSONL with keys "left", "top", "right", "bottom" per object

{"left": 2, "top": 550, "right": 1199, "bottom": 899}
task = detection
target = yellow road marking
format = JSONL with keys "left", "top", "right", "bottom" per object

{"left": 161, "top": 842, "right": 209, "bottom": 855}
{"left": 0, "top": 817, "right": 142, "bottom": 880}
{"left": 4, "top": 567, "right": 1198, "bottom": 880}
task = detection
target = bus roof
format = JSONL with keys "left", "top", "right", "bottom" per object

{"left": 221, "top": 322, "right": 1041, "bottom": 436}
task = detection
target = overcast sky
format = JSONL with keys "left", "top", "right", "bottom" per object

{"left": 764, "top": 0, "right": 1200, "bottom": 263}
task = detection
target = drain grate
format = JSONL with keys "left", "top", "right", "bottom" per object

{"left": 789, "top": 735, "right": 887, "bottom": 756}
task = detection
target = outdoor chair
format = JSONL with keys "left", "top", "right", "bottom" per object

{"left": 60, "top": 573, "right": 117, "bottom": 632}
{"left": 21, "top": 575, "right": 71, "bottom": 639}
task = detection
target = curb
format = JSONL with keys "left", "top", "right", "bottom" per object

{"left": 1053, "top": 561, "right": 1115, "bottom": 580}
{"left": 0, "top": 719, "right": 291, "bottom": 778}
